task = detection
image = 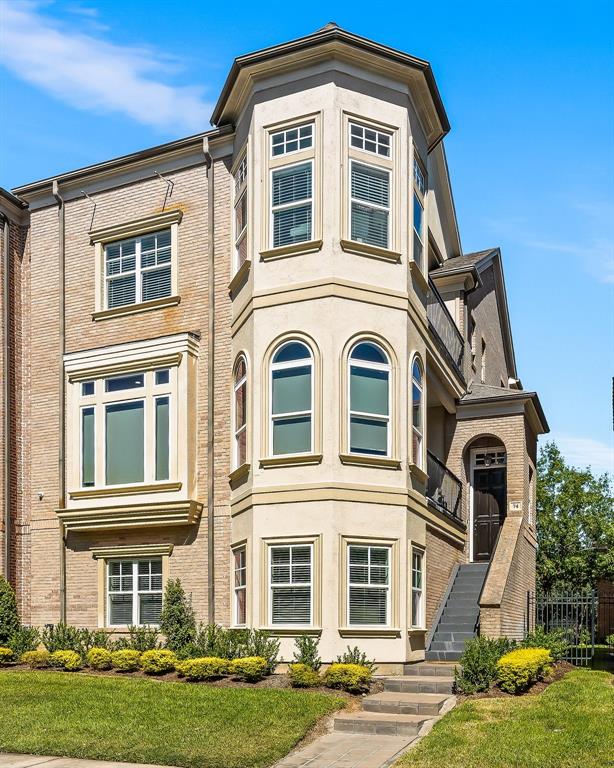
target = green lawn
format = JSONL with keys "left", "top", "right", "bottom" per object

{"left": 397, "top": 669, "right": 613, "bottom": 768}
{"left": 0, "top": 671, "right": 344, "bottom": 768}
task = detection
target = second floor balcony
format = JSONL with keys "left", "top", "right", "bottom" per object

{"left": 426, "top": 450, "right": 462, "bottom": 522}
{"left": 427, "top": 280, "right": 464, "bottom": 379}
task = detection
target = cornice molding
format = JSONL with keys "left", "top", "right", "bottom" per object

{"left": 91, "top": 544, "right": 174, "bottom": 559}
{"left": 57, "top": 499, "right": 203, "bottom": 532}
{"left": 69, "top": 481, "right": 182, "bottom": 500}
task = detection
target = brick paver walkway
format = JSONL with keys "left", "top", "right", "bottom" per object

{"left": 273, "top": 732, "right": 416, "bottom": 768}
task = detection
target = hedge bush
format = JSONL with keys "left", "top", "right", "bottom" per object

{"left": 324, "top": 663, "right": 372, "bottom": 693}
{"left": 111, "top": 649, "right": 141, "bottom": 672}
{"left": 140, "top": 649, "right": 177, "bottom": 675}
{"left": 0, "top": 647, "right": 13, "bottom": 665}
{"left": 160, "top": 579, "right": 196, "bottom": 652}
{"left": 454, "top": 636, "right": 516, "bottom": 694}
{"left": 87, "top": 647, "right": 113, "bottom": 670}
{"left": 288, "top": 663, "right": 320, "bottom": 688}
{"left": 520, "top": 627, "right": 569, "bottom": 661}
{"left": 230, "top": 656, "right": 268, "bottom": 682}
{"left": 112, "top": 625, "right": 159, "bottom": 653}
{"left": 176, "top": 656, "right": 229, "bottom": 681}
{"left": 21, "top": 650, "right": 51, "bottom": 668}
{"left": 335, "top": 645, "right": 376, "bottom": 674}
{"left": 0, "top": 576, "right": 20, "bottom": 646}
{"left": 49, "top": 650, "right": 81, "bottom": 671}
{"left": 292, "top": 636, "right": 321, "bottom": 671}
{"left": 497, "top": 647, "right": 553, "bottom": 693}
{"left": 8, "top": 626, "right": 40, "bottom": 659}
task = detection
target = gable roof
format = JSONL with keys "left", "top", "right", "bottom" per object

{"left": 460, "top": 383, "right": 549, "bottom": 434}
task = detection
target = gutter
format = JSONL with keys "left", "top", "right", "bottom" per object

{"left": 52, "top": 180, "right": 67, "bottom": 623}
{"left": 1, "top": 213, "right": 9, "bottom": 579}
{"left": 204, "top": 144, "right": 215, "bottom": 623}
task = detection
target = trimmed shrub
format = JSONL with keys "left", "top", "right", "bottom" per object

{"left": 454, "top": 636, "right": 516, "bottom": 694}
{"left": 8, "top": 626, "right": 40, "bottom": 659}
{"left": 292, "top": 636, "right": 321, "bottom": 671}
{"left": 49, "top": 650, "right": 81, "bottom": 671}
{"left": 0, "top": 647, "right": 13, "bottom": 665}
{"left": 21, "top": 649, "right": 51, "bottom": 668}
{"left": 230, "top": 656, "right": 268, "bottom": 682}
{"left": 288, "top": 663, "right": 320, "bottom": 688}
{"left": 0, "top": 576, "right": 20, "bottom": 646}
{"left": 335, "top": 645, "right": 377, "bottom": 674}
{"left": 324, "top": 663, "right": 372, "bottom": 694}
{"left": 176, "top": 625, "right": 280, "bottom": 672}
{"left": 111, "top": 649, "right": 141, "bottom": 672}
{"left": 160, "top": 579, "right": 196, "bottom": 652}
{"left": 140, "top": 649, "right": 177, "bottom": 675}
{"left": 497, "top": 647, "right": 553, "bottom": 693}
{"left": 176, "top": 656, "right": 229, "bottom": 681}
{"left": 521, "top": 627, "right": 569, "bottom": 661}
{"left": 87, "top": 647, "right": 113, "bottom": 670}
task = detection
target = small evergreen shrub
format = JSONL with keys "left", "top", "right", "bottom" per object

{"left": 8, "top": 626, "right": 40, "bottom": 659}
{"left": 243, "top": 630, "right": 280, "bottom": 673}
{"left": 288, "top": 663, "right": 320, "bottom": 687}
{"left": 324, "top": 663, "right": 372, "bottom": 693}
{"left": 292, "top": 635, "right": 321, "bottom": 671}
{"left": 113, "top": 626, "right": 159, "bottom": 653}
{"left": 89, "top": 630, "right": 113, "bottom": 650}
{"left": 230, "top": 656, "right": 268, "bottom": 682}
{"left": 111, "top": 649, "right": 141, "bottom": 672}
{"left": 0, "top": 647, "right": 13, "bottom": 665}
{"left": 49, "top": 650, "right": 81, "bottom": 671}
{"left": 454, "top": 636, "right": 516, "bottom": 694}
{"left": 140, "top": 649, "right": 177, "bottom": 675}
{"left": 176, "top": 656, "right": 229, "bottom": 681}
{"left": 0, "top": 576, "right": 20, "bottom": 646}
{"left": 497, "top": 647, "right": 552, "bottom": 693}
{"left": 42, "top": 623, "right": 88, "bottom": 657}
{"left": 87, "top": 647, "right": 113, "bottom": 670}
{"left": 160, "top": 579, "right": 196, "bottom": 652}
{"left": 521, "top": 627, "right": 569, "bottom": 661}
{"left": 176, "top": 625, "right": 280, "bottom": 671}
{"left": 335, "top": 645, "right": 377, "bottom": 674}
{"left": 21, "top": 649, "right": 51, "bottom": 668}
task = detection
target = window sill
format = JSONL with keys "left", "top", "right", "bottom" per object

{"left": 69, "top": 481, "right": 182, "bottom": 500}
{"left": 340, "top": 239, "right": 401, "bottom": 264}
{"left": 339, "top": 453, "right": 401, "bottom": 470}
{"left": 410, "top": 262, "right": 429, "bottom": 293}
{"left": 338, "top": 627, "right": 402, "bottom": 638}
{"left": 260, "top": 239, "right": 323, "bottom": 261}
{"left": 408, "top": 627, "right": 426, "bottom": 635}
{"left": 92, "top": 295, "right": 180, "bottom": 321}
{"left": 229, "top": 259, "right": 251, "bottom": 294}
{"left": 228, "top": 463, "right": 250, "bottom": 483}
{"left": 408, "top": 463, "right": 428, "bottom": 485}
{"left": 262, "top": 627, "right": 322, "bottom": 637}
{"left": 260, "top": 454, "right": 323, "bottom": 468}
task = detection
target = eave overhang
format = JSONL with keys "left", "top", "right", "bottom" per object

{"left": 457, "top": 390, "right": 549, "bottom": 436}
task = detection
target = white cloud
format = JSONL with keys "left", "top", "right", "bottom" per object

{"left": 0, "top": 0, "right": 212, "bottom": 132}
{"left": 546, "top": 433, "right": 614, "bottom": 477}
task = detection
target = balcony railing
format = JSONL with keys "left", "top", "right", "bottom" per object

{"left": 427, "top": 450, "right": 462, "bottom": 521}
{"left": 427, "top": 280, "right": 464, "bottom": 377}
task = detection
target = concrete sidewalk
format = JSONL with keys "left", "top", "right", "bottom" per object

{"left": 0, "top": 757, "right": 169, "bottom": 768}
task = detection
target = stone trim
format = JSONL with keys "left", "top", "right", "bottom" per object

{"left": 69, "top": 481, "right": 182, "bottom": 500}
{"left": 57, "top": 499, "right": 203, "bottom": 531}
{"left": 89, "top": 209, "right": 183, "bottom": 244}
{"left": 91, "top": 543, "right": 174, "bottom": 559}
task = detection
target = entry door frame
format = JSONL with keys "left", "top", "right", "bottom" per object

{"left": 469, "top": 446, "right": 507, "bottom": 563}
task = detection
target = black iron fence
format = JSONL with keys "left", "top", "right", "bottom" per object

{"left": 426, "top": 451, "right": 462, "bottom": 522}
{"left": 427, "top": 280, "right": 465, "bottom": 377}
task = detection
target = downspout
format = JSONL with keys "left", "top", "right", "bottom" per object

{"left": 52, "top": 180, "right": 66, "bottom": 623}
{"left": 204, "top": 145, "right": 215, "bottom": 623}
{"left": 1, "top": 213, "right": 10, "bottom": 580}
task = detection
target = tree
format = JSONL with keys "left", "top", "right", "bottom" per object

{"left": 537, "top": 441, "right": 614, "bottom": 593}
{"left": 159, "top": 578, "right": 196, "bottom": 651}
{"left": 0, "top": 575, "right": 20, "bottom": 645}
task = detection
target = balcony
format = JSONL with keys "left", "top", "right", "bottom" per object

{"left": 427, "top": 280, "right": 464, "bottom": 378}
{"left": 427, "top": 450, "right": 462, "bottom": 522}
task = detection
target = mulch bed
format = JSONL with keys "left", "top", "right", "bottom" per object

{"left": 457, "top": 661, "right": 576, "bottom": 702}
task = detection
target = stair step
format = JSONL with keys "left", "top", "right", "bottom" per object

{"left": 441, "top": 609, "right": 480, "bottom": 619}
{"left": 425, "top": 650, "right": 463, "bottom": 661}
{"left": 334, "top": 711, "right": 430, "bottom": 736}
{"left": 429, "top": 641, "right": 466, "bottom": 652}
{"left": 432, "top": 631, "right": 474, "bottom": 642}
{"left": 384, "top": 675, "right": 454, "bottom": 694}
{"left": 402, "top": 663, "right": 456, "bottom": 677}
{"left": 363, "top": 691, "right": 448, "bottom": 716}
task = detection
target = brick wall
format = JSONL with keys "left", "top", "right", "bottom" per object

{"left": 425, "top": 525, "right": 465, "bottom": 630}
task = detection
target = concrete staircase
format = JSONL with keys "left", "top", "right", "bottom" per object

{"left": 425, "top": 563, "right": 488, "bottom": 661}
{"left": 334, "top": 661, "right": 455, "bottom": 738}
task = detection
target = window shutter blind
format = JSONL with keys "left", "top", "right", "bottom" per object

{"left": 348, "top": 546, "right": 389, "bottom": 625}
{"left": 270, "top": 545, "right": 312, "bottom": 624}
{"left": 350, "top": 163, "right": 389, "bottom": 249}
{"left": 107, "top": 275, "right": 136, "bottom": 308}
{"left": 142, "top": 266, "right": 171, "bottom": 302}
{"left": 272, "top": 163, "right": 312, "bottom": 248}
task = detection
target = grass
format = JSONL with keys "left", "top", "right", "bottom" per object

{"left": 0, "top": 670, "right": 344, "bottom": 768}
{"left": 396, "top": 669, "right": 613, "bottom": 768}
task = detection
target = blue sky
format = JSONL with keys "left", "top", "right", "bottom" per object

{"left": 1, "top": 0, "right": 613, "bottom": 475}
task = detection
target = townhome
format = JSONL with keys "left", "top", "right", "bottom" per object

{"left": 0, "top": 24, "right": 548, "bottom": 667}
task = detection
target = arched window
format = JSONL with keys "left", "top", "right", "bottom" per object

{"left": 348, "top": 341, "right": 390, "bottom": 456}
{"left": 233, "top": 355, "right": 247, "bottom": 468}
{"left": 270, "top": 341, "right": 313, "bottom": 456}
{"left": 411, "top": 357, "right": 424, "bottom": 469}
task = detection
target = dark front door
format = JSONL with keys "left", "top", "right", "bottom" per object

{"left": 473, "top": 467, "right": 506, "bottom": 562}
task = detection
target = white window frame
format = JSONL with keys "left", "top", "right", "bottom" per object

{"left": 349, "top": 121, "right": 392, "bottom": 157}
{"left": 233, "top": 355, "right": 248, "bottom": 469}
{"left": 269, "top": 341, "right": 314, "bottom": 457}
{"left": 347, "top": 342, "right": 391, "bottom": 458}
{"left": 269, "top": 159, "right": 314, "bottom": 250}
{"left": 233, "top": 546, "right": 247, "bottom": 627}
{"left": 106, "top": 558, "right": 163, "bottom": 628}
{"left": 411, "top": 547, "right": 424, "bottom": 629}
{"left": 348, "top": 160, "right": 391, "bottom": 250}
{"left": 233, "top": 153, "right": 248, "bottom": 274}
{"left": 268, "top": 543, "right": 313, "bottom": 626}
{"left": 480, "top": 338, "right": 486, "bottom": 384}
{"left": 411, "top": 356, "right": 424, "bottom": 470}
{"left": 347, "top": 543, "right": 391, "bottom": 627}
{"left": 412, "top": 156, "right": 427, "bottom": 272}
{"left": 270, "top": 123, "right": 314, "bottom": 157}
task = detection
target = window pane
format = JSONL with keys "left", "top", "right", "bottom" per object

{"left": 271, "top": 548, "right": 290, "bottom": 565}
{"left": 349, "top": 546, "right": 368, "bottom": 565}
{"left": 139, "top": 593, "right": 162, "bottom": 625}
{"left": 272, "top": 416, "right": 311, "bottom": 455}
{"left": 236, "top": 428, "right": 247, "bottom": 467}
{"left": 105, "top": 374, "right": 144, "bottom": 392}
{"left": 235, "top": 382, "right": 246, "bottom": 428}
{"left": 107, "top": 274, "right": 136, "bottom": 308}
{"left": 350, "top": 416, "right": 388, "bottom": 456}
{"left": 273, "top": 205, "right": 312, "bottom": 248}
{"left": 142, "top": 265, "right": 171, "bottom": 302}
{"left": 412, "top": 383, "right": 423, "bottom": 430}
{"left": 272, "top": 366, "right": 311, "bottom": 414}
{"left": 413, "top": 230, "right": 423, "bottom": 270}
{"left": 155, "top": 369, "right": 170, "bottom": 386}
{"left": 351, "top": 343, "right": 387, "bottom": 365}
{"left": 349, "top": 587, "right": 387, "bottom": 625}
{"left": 370, "top": 548, "right": 389, "bottom": 567}
{"left": 351, "top": 203, "right": 388, "bottom": 248}
{"left": 105, "top": 401, "right": 144, "bottom": 485}
{"left": 412, "top": 591, "right": 421, "bottom": 626}
{"left": 81, "top": 407, "right": 95, "bottom": 487}
{"left": 81, "top": 381, "right": 94, "bottom": 396}
{"left": 273, "top": 342, "right": 311, "bottom": 364}
{"left": 155, "top": 397, "right": 169, "bottom": 481}
{"left": 271, "top": 586, "right": 311, "bottom": 624}
{"left": 352, "top": 164, "right": 389, "bottom": 207}
{"left": 272, "top": 164, "right": 312, "bottom": 206}
{"left": 109, "top": 593, "right": 133, "bottom": 625}
{"left": 350, "top": 366, "right": 388, "bottom": 415}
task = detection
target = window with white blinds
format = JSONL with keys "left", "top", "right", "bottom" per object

{"left": 107, "top": 558, "right": 163, "bottom": 626}
{"left": 271, "top": 162, "right": 313, "bottom": 248}
{"left": 269, "top": 544, "right": 312, "bottom": 625}
{"left": 411, "top": 549, "right": 424, "bottom": 628}
{"left": 348, "top": 544, "right": 390, "bottom": 626}
{"left": 233, "top": 547, "right": 247, "bottom": 626}
{"left": 350, "top": 161, "right": 390, "bottom": 249}
{"left": 105, "top": 229, "right": 172, "bottom": 309}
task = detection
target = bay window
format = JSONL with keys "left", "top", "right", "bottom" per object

{"left": 270, "top": 341, "right": 313, "bottom": 456}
